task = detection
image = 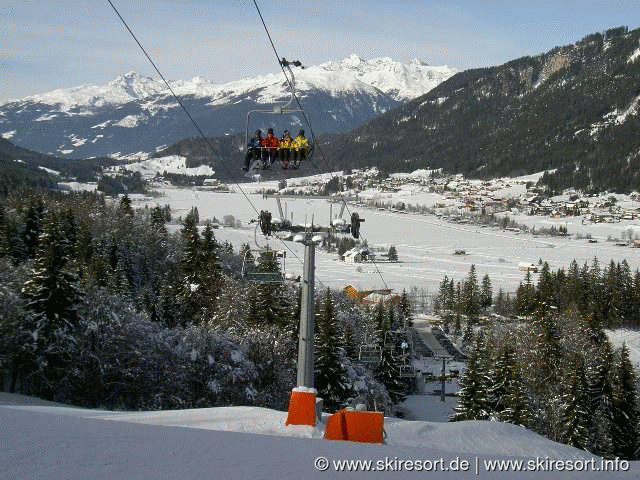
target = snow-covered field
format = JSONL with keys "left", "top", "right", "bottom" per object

{"left": 606, "top": 328, "right": 640, "bottom": 370}
{"left": 132, "top": 182, "right": 640, "bottom": 297}
{"left": 3, "top": 392, "right": 636, "bottom": 479}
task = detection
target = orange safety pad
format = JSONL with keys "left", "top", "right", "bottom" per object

{"left": 285, "top": 390, "right": 316, "bottom": 426}
{"left": 324, "top": 410, "right": 384, "bottom": 443}
{"left": 323, "top": 411, "right": 348, "bottom": 440}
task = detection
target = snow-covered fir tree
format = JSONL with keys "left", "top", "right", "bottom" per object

{"left": 21, "top": 208, "right": 83, "bottom": 399}
{"left": 587, "top": 340, "right": 615, "bottom": 457}
{"left": 487, "top": 344, "right": 529, "bottom": 426}
{"left": 314, "top": 288, "right": 353, "bottom": 412}
{"left": 452, "top": 333, "right": 490, "bottom": 421}
{"left": 461, "top": 264, "right": 481, "bottom": 320}
{"left": 611, "top": 344, "right": 640, "bottom": 459}
{"left": 480, "top": 274, "right": 492, "bottom": 310}
{"left": 560, "top": 355, "right": 590, "bottom": 450}
{"left": 372, "top": 301, "right": 412, "bottom": 404}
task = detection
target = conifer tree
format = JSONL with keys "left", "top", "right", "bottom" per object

{"left": 587, "top": 340, "right": 615, "bottom": 457}
{"left": 22, "top": 209, "right": 81, "bottom": 328}
{"left": 0, "top": 203, "right": 7, "bottom": 257}
{"left": 315, "top": 289, "right": 353, "bottom": 411}
{"left": 21, "top": 209, "right": 82, "bottom": 399}
{"left": 371, "top": 300, "right": 411, "bottom": 403}
{"left": 603, "top": 261, "right": 621, "bottom": 327}
{"left": 494, "top": 289, "right": 507, "bottom": 316}
{"left": 374, "top": 345, "right": 409, "bottom": 404}
{"left": 22, "top": 198, "right": 44, "bottom": 258}
{"left": 516, "top": 270, "right": 536, "bottom": 316}
{"left": 480, "top": 274, "right": 492, "bottom": 310}
{"left": 536, "top": 262, "right": 554, "bottom": 306}
{"left": 342, "top": 323, "right": 358, "bottom": 360}
{"left": 488, "top": 344, "right": 529, "bottom": 426}
{"left": 176, "top": 211, "right": 204, "bottom": 324}
{"left": 374, "top": 300, "right": 388, "bottom": 341}
{"left": 398, "top": 289, "right": 413, "bottom": 328}
{"left": 118, "top": 194, "right": 133, "bottom": 217}
{"left": 588, "top": 258, "right": 604, "bottom": 328}
{"left": 616, "top": 260, "right": 632, "bottom": 322}
{"left": 565, "top": 260, "right": 583, "bottom": 306}
{"left": 560, "top": 355, "right": 590, "bottom": 450}
{"left": 180, "top": 210, "right": 201, "bottom": 277}
{"left": 611, "top": 344, "right": 640, "bottom": 459}
{"left": 202, "top": 222, "right": 220, "bottom": 270}
{"left": 438, "top": 275, "right": 452, "bottom": 312}
{"left": 631, "top": 271, "right": 640, "bottom": 325}
{"left": 528, "top": 308, "right": 562, "bottom": 392}
{"left": 462, "top": 264, "right": 481, "bottom": 320}
{"left": 245, "top": 251, "right": 293, "bottom": 329}
{"left": 452, "top": 333, "right": 490, "bottom": 421}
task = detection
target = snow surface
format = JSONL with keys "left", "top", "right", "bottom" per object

{"left": 132, "top": 181, "right": 640, "bottom": 296}
{"left": 606, "top": 328, "right": 640, "bottom": 370}
{"left": 111, "top": 155, "right": 215, "bottom": 179}
{"left": 3, "top": 392, "right": 635, "bottom": 480}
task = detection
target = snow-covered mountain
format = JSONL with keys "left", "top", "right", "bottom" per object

{"left": 0, "top": 56, "right": 456, "bottom": 160}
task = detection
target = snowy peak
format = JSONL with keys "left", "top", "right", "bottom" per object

{"left": 10, "top": 55, "right": 456, "bottom": 109}
{"left": 0, "top": 54, "right": 456, "bottom": 159}
{"left": 318, "top": 54, "right": 457, "bottom": 101}
{"left": 22, "top": 71, "right": 167, "bottom": 110}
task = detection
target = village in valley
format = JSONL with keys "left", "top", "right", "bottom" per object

{"left": 233, "top": 166, "right": 640, "bottom": 247}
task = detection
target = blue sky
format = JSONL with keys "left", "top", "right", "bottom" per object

{"left": 1, "top": 0, "right": 640, "bottom": 102}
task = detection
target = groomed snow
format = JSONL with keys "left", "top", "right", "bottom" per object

{"left": 3, "top": 393, "right": 635, "bottom": 479}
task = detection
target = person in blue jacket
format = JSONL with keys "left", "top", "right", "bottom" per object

{"left": 243, "top": 130, "right": 263, "bottom": 171}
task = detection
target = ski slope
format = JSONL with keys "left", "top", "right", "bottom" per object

{"left": 2, "top": 393, "right": 636, "bottom": 479}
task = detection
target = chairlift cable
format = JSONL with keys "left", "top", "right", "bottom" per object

{"left": 251, "top": 1, "right": 390, "bottom": 291}
{"left": 251, "top": 0, "right": 320, "bottom": 171}
{"left": 107, "top": 0, "right": 308, "bottom": 275}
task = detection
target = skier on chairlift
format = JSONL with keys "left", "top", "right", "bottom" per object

{"left": 243, "top": 129, "right": 263, "bottom": 171}
{"left": 261, "top": 128, "right": 280, "bottom": 168}
{"left": 279, "top": 130, "right": 293, "bottom": 169}
{"left": 291, "top": 129, "right": 309, "bottom": 169}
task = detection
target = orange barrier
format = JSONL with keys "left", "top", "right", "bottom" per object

{"left": 323, "top": 410, "right": 384, "bottom": 443}
{"left": 285, "top": 390, "right": 317, "bottom": 426}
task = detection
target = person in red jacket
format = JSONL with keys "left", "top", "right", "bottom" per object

{"left": 260, "top": 128, "right": 280, "bottom": 168}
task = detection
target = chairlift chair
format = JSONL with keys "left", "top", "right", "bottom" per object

{"left": 358, "top": 344, "right": 382, "bottom": 367}
{"left": 241, "top": 248, "right": 286, "bottom": 284}
{"left": 243, "top": 59, "right": 313, "bottom": 176}
{"left": 399, "top": 364, "right": 416, "bottom": 379}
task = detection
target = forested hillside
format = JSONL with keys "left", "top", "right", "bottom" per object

{"left": 0, "top": 138, "right": 120, "bottom": 194}
{"left": 0, "top": 189, "right": 415, "bottom": 412}
{"left": 323, "top": 26, "right": 640, "bottom": 193}
{"left": 436, "top": 262, "right": 640, "bottom": 460}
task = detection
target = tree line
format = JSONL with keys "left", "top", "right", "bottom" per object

{"left": 0, "top": 188, "right": 411, "bottom": 414}
{"left": 437, "top": 264, "right": 640, "bottom": 459}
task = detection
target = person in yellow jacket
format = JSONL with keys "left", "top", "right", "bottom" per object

{"left": 279, "top": 130, "right": 293, "bottom": 169}
{"left": 290, "top": 129, "right": 310, "bottom": 169}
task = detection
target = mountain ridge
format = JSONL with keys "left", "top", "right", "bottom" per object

{"left": 321, "top": 26, "right": 640, "bottom": 193}
{"left": 0, "top": 55, "right": 456, "bottom": 161}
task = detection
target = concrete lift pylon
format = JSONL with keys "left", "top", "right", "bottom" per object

{"left": 284, "top": 228, "right": 385, "bottom": 443}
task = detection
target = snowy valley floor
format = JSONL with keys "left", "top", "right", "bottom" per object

{"left": 1, "top": 393, "right": 637, "bottom": 479}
